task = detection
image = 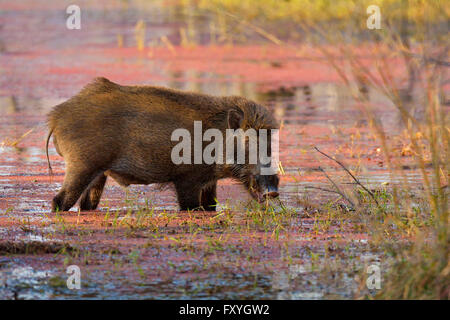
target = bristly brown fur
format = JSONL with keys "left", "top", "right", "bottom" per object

{"left": 47, "top": 77, "right": 279, "bottom": 212}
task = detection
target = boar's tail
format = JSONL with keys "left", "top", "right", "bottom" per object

{"left": 46, "top": 128, "right": 54, "bottom": 176}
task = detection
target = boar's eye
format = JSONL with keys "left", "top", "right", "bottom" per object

{"left": 227, "top": 107, "right": 244, "bottom": 129}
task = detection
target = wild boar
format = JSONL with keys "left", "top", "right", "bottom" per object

{"left": 46, "top": 77, "right": 279, "bottom": 212}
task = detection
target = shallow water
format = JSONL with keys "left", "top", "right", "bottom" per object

{"left": 0, "top": 0, "right": 443, "bottom": 300}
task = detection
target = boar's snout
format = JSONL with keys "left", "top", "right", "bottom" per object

{"left": 254, "top": 174, "right": 279, "bottom": 202}
{"left": 263, "top": 189, "right": 279, "bottom": 200}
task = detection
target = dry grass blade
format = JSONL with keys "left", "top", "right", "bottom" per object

{"left": 314, "top": 146, "right": 379, "bottom": 207}
{"left": 0, "top": 128, "right": 34, "bottom": 148}
{"left": 317, "top": 166, "right": 355, "bottom": 208}
{"left": 215, "top": 8, "right": 284, "bottom": 45}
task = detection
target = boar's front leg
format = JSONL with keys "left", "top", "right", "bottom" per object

{"left": 200, "top": 183, "right": 217, "bottom": 211}
{"left": 79, "top": 173, "right": 107, "bottom": 211}
{"left": 174, "top": 179, "right": 201, "bottom": 211}
{"left": 174, "top": 179, "right": 217, "bottom": 211}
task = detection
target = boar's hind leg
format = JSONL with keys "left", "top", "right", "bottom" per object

{"left": 52, "top": 166, "right": 101, "bottom": 212}
{"left": 79, "top": 173, "right": 107, "bottom": 211}
{"left": 200, "top": 183, "right": 217, "bottom": 211}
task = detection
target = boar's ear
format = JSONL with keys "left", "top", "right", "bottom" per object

{"left": 227, "top": 107, "right": 244, "bottom": 129}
